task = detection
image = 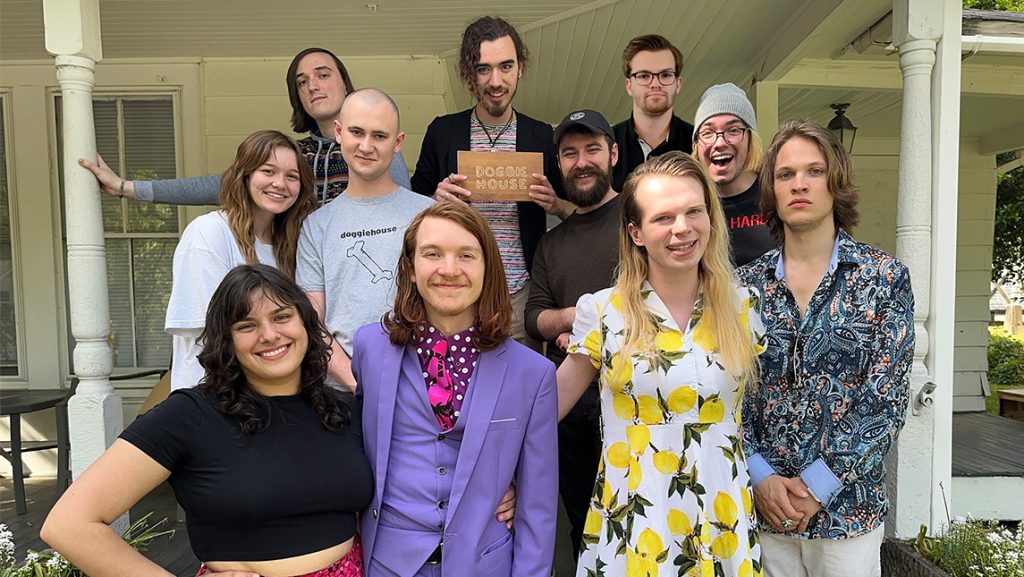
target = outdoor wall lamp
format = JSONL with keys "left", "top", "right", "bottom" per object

{"left": 828, "top": 103, "right": 858, "bottom": 153}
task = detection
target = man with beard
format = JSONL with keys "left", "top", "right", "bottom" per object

{"left": 525, "top": 109, "right": 620, "bottom": 558}
{"left": 611, "top": 34, "right": 694, "bottom": 193}
{"left": 412, "top": 16, "right": 565, "bottom": 352}
{"left": 692, "top": 82, "right": 776, "bottom": 265}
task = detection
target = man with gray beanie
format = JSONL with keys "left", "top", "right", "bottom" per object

{"left": 693, "top": 82, "right": 776, "bottom": 265}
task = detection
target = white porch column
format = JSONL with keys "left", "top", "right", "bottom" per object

{"left": 888, "top": 0, "right": 943, "bottom": 539}
{"left": 43, "top": 0, "right": 123, "bottom": 515}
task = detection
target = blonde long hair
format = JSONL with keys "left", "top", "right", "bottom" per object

{"left": 615, "top": 151, "right": 758, "bottom": 386}
{"left": 219, "top": 130, "right": 316, "bottom": 277}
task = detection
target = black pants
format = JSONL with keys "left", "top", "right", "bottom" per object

{"left": 558, "top": 384, "right": 602, "bottom": 556}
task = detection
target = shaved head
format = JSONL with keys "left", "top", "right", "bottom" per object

{"left": 341, "top": 88, "right": 400, "bottom": 131}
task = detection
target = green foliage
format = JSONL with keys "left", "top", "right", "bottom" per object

{"left": 989, "top": 327, "right": 1024, "bottom": 386}
{"left": 917, "top": 519, "right": 1024, "bottom": 577}
{"left": 992, "top": 163, "right": 1024, "bottom": 284}
{"left": 0, "top": 514, "right": 173, "bottom": 577}
{"left": 964, "top": 0, "right": 1024, "bottom": 11}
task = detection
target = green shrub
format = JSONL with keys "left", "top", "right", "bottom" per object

{"left": 917, "top": 519, "right": 1024, "bottom": 577}
{"left": 989, "top": 327, "right": 1024, "bottom": 386}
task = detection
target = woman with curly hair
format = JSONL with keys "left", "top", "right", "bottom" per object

{"left": 166, "top": 129, "right": 317, "bottom": 390}
{"left": 43, "top": 264, "right": 373, "bottom": 577}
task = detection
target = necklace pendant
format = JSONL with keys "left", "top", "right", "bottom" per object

{"left": 489, "top": 147, "right": 497, "bottom": 152}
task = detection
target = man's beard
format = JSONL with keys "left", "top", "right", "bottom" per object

{"left": 565, "top": 162, "right": 613, "bottom": 208}
{"left": 641, "top": 91, "right": 674, "bottom": 116}
{"left": 475, "top": 84, "right": 516, "bottom": 119}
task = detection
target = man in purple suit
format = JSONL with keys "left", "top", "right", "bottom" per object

{"left": 352, "top": 201, "right": 559, "bottom": 576}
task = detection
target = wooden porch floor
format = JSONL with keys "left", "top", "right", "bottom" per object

{"left": 0, "top": 477, "right": 199, "bottom": 576}
{"left": 952, "top": 412, "right": 1024, "bottom": 477}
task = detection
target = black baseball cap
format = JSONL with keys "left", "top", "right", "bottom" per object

{"left": 553, "top": 109, "right": 614, "bottom": 145}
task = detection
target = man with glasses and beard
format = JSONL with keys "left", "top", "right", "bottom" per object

{"left": 737, "top": 120, "right": 914, "bottom": 577}
{"left": 611, "top": 34, "right": 694, "bottom": 193}
{"left": 524, "top": 109, "right": 620, "bottom": 559}
{"left": 412, "top": 16, "right": 565, "bottom": 352}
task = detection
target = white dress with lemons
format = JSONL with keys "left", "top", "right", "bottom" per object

{"left": 569, "top": 282, "right": 765, "bottom": 577}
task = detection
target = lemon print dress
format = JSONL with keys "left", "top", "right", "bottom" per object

{"left": 569, "top": 282, "right": 765, "bottom": 577}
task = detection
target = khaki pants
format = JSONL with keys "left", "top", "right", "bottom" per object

{"left": 760, "top": 526, "right": 884, "bottom": 577}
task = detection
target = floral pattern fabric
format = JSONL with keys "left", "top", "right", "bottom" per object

{"left": 569, "top": 283, "right": 766, "bottom": 577}
{"left": 736, "top": 229, "right": 915, "bottom": 540}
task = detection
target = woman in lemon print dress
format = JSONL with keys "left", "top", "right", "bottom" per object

{"left": 557, "top": 151, "right": 766, "bottom": 577}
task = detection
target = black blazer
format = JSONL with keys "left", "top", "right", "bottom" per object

{"left": 410, "top": 108, "right": 563, "bottom": 272}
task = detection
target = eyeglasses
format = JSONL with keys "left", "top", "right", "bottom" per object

{"left": 629, "top": 70, "right": 679, "bottom": 86}
{"left": 696, "top": 126, "right": 749, "bottom": 145}
{"left": 785, "top": 334, "right": 803, "bottom": 387}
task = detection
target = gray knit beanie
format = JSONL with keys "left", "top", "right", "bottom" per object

{"left": 692, "top": 83, "right": 757, "bottom": 140}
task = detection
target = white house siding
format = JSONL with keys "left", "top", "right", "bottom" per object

{"left": 954, "top": 142, "right": 998, "bottom": 412}
{"left": 0, "top": 56, "right": 455, "bottom": 476}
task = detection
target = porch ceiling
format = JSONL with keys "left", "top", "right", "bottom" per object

{"left": 1, "top": 0, "right": 894, "bottom": 125}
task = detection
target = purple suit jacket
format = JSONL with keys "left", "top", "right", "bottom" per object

{"left": 352, "top": 323, "right": 558, "bottom": 577}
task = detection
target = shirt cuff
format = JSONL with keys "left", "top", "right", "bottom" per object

{"left": 134, "top": 180, "right": 154, "bottom": 203}
{"left": 799, "top": 458, "right": 843, "bottom": 506}
{"left": 747, "top": 453, "right": 777, "bottom": 487}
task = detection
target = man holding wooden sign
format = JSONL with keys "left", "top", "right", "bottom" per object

{"left": 411, "top": 16, "right": 565, "bottom": 352}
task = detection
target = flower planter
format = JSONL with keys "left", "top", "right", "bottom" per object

{"left": 881, "top": 540, "right": 951, "bottom": 577}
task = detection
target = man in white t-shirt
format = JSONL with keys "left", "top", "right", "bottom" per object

{"left": 296, "top": 88, "right": 433, "bottom": 390}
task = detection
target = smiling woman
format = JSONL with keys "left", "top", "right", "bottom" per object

{"left": 42, "top": 265, "right": 373, "bottom": 577}
{"left": 164, "top": 130, "right": 317, "bottom": 391}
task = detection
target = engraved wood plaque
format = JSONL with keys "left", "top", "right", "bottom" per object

{"left": 457, "top": 151, "right": 544, "bottom": 202}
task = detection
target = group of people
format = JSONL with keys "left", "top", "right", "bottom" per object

{"left": 40, "top": 14, "right": 915, "bottom": 577}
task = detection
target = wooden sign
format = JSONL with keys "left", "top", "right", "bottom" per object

{"left": 457, "top": 151, "right": 544, "bottom": 202}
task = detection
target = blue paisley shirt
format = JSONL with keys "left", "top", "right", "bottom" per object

{"left": 736, "top": 229, "right": 914, "bottom": 540}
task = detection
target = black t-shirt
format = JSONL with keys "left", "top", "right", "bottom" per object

{"left": 120, "top": 387, "right": 373, "bottom": 562}
{"left": 722, "top": 179, "right": 777, "bottom": 266}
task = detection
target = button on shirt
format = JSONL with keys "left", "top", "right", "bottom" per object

{"left": 736, "top": 229, "right": 915, "bottom": 539}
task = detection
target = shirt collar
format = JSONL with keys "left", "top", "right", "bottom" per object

{"left": 774, "top": 229, "right": 856, "bottom": 281}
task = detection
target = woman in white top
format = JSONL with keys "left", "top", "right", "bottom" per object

{"left": 167, "top": 130, "right": 316, "bottom": 390}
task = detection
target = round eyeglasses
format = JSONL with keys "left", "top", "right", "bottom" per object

{"left": 695, "top": 126, "right": 749, "bottom": 145}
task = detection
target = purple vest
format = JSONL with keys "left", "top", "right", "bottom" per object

{"left": 371, "top": 347, "right": 478, "bottom": 571}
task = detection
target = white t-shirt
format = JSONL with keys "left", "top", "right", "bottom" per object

{"left": 165, "top": 211, "right": 275, "bottom": 390}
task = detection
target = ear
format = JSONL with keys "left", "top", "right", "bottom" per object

{"left": 625, "top": 77, "right": 634, "bottom": 97}
{"left": 673, "top": 73, "right": 683, "bottom": 95}
{"left": 610, "top": 143, "right": 620, "bottom": 168}
{"left": 627, "top": 221, "right": 644, "bottom": 247}
{"left": 333, "top": 119, "right": 343, "bottom": 144}
{"left": 394, "top": 131, "right": 405, "bottom": 153}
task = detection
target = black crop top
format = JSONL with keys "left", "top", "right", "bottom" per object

{"left": 120, "top": 387, "right": 373, "bottom": 562}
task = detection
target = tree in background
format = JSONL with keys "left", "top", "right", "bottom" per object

{"left": 993, "top": 154, "right": 1024, "bottom": 284}
{"left": 963, "top": 0, "right": 1024, "bottom": 11}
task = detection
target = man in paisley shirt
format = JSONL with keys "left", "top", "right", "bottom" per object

{"left": 737, "top": 119, "right": 915, "bottom": 577}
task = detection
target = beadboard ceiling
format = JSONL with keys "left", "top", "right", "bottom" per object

{"left": 2, "top": 0, "right": 1021, "bottom": 141}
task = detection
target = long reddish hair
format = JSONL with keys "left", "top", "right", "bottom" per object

{"left": 382, "top": 202, "right": 511, "bottom": 351}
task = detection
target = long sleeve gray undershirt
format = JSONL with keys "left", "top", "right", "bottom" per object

{"left": 134, "top": 151, "right": 414, "bottom": 205}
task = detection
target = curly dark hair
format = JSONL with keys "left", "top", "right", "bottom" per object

{"left": 196, "top": 264, "right": 350, "bottom": 435}
{"left": 458, "top": 16, "right": 529, "bottom": 91}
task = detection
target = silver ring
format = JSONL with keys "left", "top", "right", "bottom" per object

{"left": 781, "top": 519, "right": 794, "bottom": 529}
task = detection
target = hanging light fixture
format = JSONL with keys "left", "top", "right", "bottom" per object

{"left": 828, "top": 103, "right": 858, "bottom": 153}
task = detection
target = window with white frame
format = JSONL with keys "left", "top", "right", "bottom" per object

{"left": 56, "top": 96, "right": 179, "bottom": 370}
{"left": 0, "top": 94, "right": 18, "bottom": 376}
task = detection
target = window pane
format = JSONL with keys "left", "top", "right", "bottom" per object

{"left": 124, "top": 100, "right": 177, "bottom": 234}
{"left": 132, "top": 239, "right": 173, "bottom": 368}
{"left": 93, "top": 100, "right": 122, "bottom": 233}
{"left": 104, "top": 239, "right": 135, "bottom": 368}
{"left": 0, "top": 96, "right": 18, "bottom": 375}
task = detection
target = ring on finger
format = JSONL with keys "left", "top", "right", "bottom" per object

{"left": 781, "top": 518, "right": 794, "bottom": 529}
